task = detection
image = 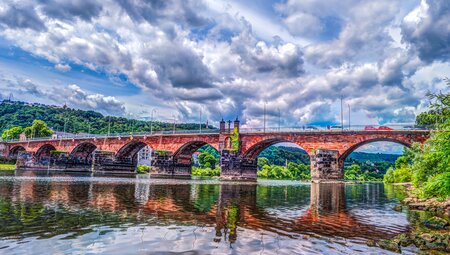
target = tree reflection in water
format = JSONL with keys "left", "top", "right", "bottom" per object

{"left": 0, "top": 171, "right": 412, "bottom": 253}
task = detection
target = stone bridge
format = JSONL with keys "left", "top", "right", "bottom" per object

{"left": 1, "top": 119, "right": 430, "bottom": 181}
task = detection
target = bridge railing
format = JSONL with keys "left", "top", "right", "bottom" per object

{"left": 2, "top": 129, "right": 220, "bottom": 143}
{"left": 238, "top": 124, "right": 432, "bottom": 133}
{"left": 2, "top": 124, "right": 432, "bottom": 143}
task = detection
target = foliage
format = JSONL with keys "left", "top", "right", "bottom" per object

{"left": 258, "top": 146, "right": 310, "bottom": 166}
{"left": 23, "top": 120, "right": 53, "bottom": 138}
{"left": 386, "top": 79, "right": 450, "bottom": 199}
{"left": 416, "top": 77, "right": 450, "bottom": 127}
{"left": 198, "top": 152, "right": 217, "bottom": 168}
{"left": 192, "top": 166, "right": 220, "bottom": 176}
{"left": 0, "top": 164, "right": 15, "bottom": 170}
{"left": 257, "top": 157, "right": 269, "bottom": 170}
{"left": 137, "top": 164, "right": 151, "bottom": 174}
{"left": 419, "top": 172, "right": 450, "bottom": 199}
{"left": 345, "top": 164, "right": 384, "bottom": 181}
{"left": 409, "top": 121, "right": 450, "bottom": 199}
{"left": 1, "top": 126, "right": 23, "bottom": 140}
{"left": 347, "top": 151, "right": 400, "bottom": 164}
{"left": 155, "top": 150, "right": 169, "bottom": 156}
{"left": 257, "top": 162, "right": 310, "bottom": 180}
{"left": 383, "top": 151, "right": 413, "bottom": 183}
{"left": 230, "top": 127, "right": 240, "bottom": 152}
{"left": 0, "top": 101, "right": 215, "bottom": 135}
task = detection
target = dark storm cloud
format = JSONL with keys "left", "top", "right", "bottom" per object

{"left": 0, "top": 5, "right": 46, "bottom": 31}
{"left": 401, "top": 0, "right": 450, "bottom": 63}
{"left": 150, "top": 44, "right": 214, "bottom": 89}
{"left": 39, "top": 0, "right": 103, "bottom": 22}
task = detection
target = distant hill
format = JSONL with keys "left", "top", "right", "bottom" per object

{"left": 258, "top": 145, "right": 401, "bottom": 166}
{"left": 0, "top": 100, "right": 215, "bottom": 135}
{"left": 347, "top": 152, "right": 400, "bottom": 164}
{"left": 259, "top": 145, "right": 310, "bottom": 165}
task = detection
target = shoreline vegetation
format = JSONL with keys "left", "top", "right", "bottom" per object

{"left": 374, "top": 79, "right": 450, "bottom": 253}
{"left": 0, "top": 164, "right": 15, "bottom": 170}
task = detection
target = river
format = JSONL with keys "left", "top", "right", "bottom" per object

{"left": 0, "top": 170, "right": 429, "bottom": 254}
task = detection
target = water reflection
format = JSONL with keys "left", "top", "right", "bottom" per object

{"left": 0, "top": 171, "right": 413, "bottom": 254}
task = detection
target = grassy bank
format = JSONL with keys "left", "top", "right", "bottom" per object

{"left": 0, "top": 164, "right": 16, "bottom": 170}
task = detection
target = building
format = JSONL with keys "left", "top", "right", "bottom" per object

{"left": 137, "top": 146, "right": 152, "bottom": 166}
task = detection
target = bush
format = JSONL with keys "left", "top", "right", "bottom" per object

{"left": 384, "top": 167, "right": 395, "bottom": 183}
{"left": 420, "top": 172, "right": 450, "bottom": 199}
{"left": 192, "top": 166, "right": 220, "bottom": 177}
{"left": 137, "top": 164, "right": 151, "bottom": 174}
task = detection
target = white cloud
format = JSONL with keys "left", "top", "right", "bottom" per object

{"left": 55, "top": 63, "right": 71, "bottom": 72}
{"left": 0, "top": 0, "right": 448, "bottom": 128}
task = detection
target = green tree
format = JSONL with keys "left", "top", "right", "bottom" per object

{"left": 23, "top": 120, "right": 53, "bottom": 138}
{"left": 344, "top": 164, "right": 362, "bottom": 180}
{"left": 257, "top": 157, "right": 269, "bottom": 170}
{"left": 198, "top": 152, "right": 217, "bottom": 168}
{"left": 1, "top": 126, "right": 23, "bottom": 140}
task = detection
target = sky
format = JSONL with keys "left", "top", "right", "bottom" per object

{"left": 0, "top": 0, "right": 449, "bottom": 153}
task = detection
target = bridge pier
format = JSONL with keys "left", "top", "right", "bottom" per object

{"left": 310, "top": 149, "right": 343, "bottom": 182}
{"left": 150, "top": 155, "right": 191, "bottom": 179}
{"left": 219, "top": 151, "right": 257, "bottom": 181}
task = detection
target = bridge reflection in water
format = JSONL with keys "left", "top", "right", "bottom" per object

{"left": 0, "top": 172, "right": 409, "bottom": 250}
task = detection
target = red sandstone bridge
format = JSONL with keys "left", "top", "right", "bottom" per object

{"left": 0, "top": 119, "right": 430, "bottom": 181}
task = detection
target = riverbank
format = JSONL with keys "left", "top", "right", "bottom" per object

{"left": 374, "top": 183, "right": 450, "bottom": 253}
{"left": 401, "top": 184, "right": 450, "bottom": 216}
{"left": 0, "top": 164, "right": 15, "bottom": 170}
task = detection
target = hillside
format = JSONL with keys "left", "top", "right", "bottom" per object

{"left": 0, "top": 100, "right": 215, "bottom": 135}
{"left": 258, "top": 145, "right": 401, "bottom": 166}
{"left": 347, "top": 151, "right": 400, "bottom": 164}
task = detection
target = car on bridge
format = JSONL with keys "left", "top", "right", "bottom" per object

{"left": 364, "top": 125, "right": 393, "bottom": 131}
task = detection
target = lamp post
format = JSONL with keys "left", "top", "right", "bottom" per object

{"left": 107, "top": 116, "right": 111, "bottom": 137}
{"left": 348, "top": 104, "right": 351, "bottom": 130}
{"left": 150, "top": 109, "right": 156, "bottom": 134}
{"left": 199, "top": 107, "right": 202, "bottom": 133}
{"left": 278, "top": 108, "right": 281, "bottom": 131}
{"left": 263, "top": 101, "right": 267, "bottom": 133}
{"left": 340, "top": 95, "right": 343, "bottom": 131}
{"left": 172, "top": 115, "right": 176, "bottom": 134}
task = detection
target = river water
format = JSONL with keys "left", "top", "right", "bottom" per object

{"left": 0, "top": 170, "right": 428, "bottom": 254}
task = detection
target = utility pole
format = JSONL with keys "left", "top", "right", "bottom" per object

{"left": 107, "top": 116, "right": 111, "bottom": 137}
{"left": 263, "top": 101, "right": 266, "bottom": 133}
{"left": 150, "top": 109, "right": 156, "bottom": 134}
{"left": 340, "top": 95, "right": 343, "bottom": 131}
{"left": 172, "top": 115, "right": 176, "bottom": 134}
{"left": 278, "top": 108, "right": 281, "bottom": 131}
{"left": 199, "top": 107, "right": 202, "bottom": 133}
{"left": 348, "top": 104, "right": 351, "bottom": 130}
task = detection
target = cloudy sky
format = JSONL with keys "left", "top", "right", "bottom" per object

{"left": 0, "top": 0, "right": 449, "bottom": 132}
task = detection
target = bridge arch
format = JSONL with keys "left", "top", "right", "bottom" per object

{"left": 70, "top": 142, "right": 97, "bottom": 164}
{"left": 339, "top": 138, "right": 411, "bottom": 162}
{"left": 9, "top": 145, "right": 26, "bottom": 158}
{"left": 115, "top": 140, "right": 153, "bottom": 163}
{"left": 242, "top": 138, "right": 310, "bottom": 160}
{"left": 35, "top": 144, "right": 57, "bottom": 164}
{"left": 36, "top": 144, "right": 57, "bottom": 157}
{"left": 172, "top": 141, "right": 219, "bottom": 165}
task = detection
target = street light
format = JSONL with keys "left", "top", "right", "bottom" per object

{"left": 150, "top": 109, "right": 157, "bottom": 134}
{"left": 340, "top": 95, "right": 344, "bottom": 131}
{"left": 107, "top": 116, "right": 111, "bottom": 137}
{"left": 199, "top": 107, "right": 202, "bottom": 133}
{"left": 348, "top": 104, "right": 351, "bottom": 130}
{"left": 263, "top": 101, "right": 267, "bottom": 133}
{"left": 278, "top": 108, "right": 281, "bottom": 131}
{"left": 172, "top": 114, "right": 176, "bottom": 134}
